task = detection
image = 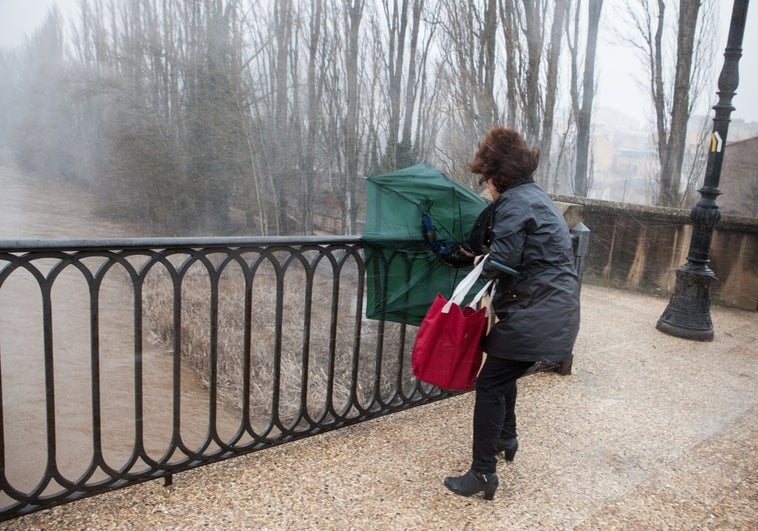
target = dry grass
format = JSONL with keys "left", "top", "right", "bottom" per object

{"left": 142, "top": 254, "right": 415, "bottom": 425}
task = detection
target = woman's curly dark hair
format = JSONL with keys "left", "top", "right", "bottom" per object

{"left": 469, "top": 127, "right": 540, "bottom": 192}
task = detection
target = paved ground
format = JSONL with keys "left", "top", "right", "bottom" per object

{"left": 2, "top": 283, "right": 755, "bottom": 530}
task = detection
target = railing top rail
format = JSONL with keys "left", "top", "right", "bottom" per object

{"left": 0, "top": 235, "right": 363, "bottom": 252}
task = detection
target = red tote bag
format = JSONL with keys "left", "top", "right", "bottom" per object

{"left": 411, "top": 256, "right": 492, "bottom": 391}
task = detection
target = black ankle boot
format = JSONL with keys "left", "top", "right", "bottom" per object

{"left": 444, "top": 469, "right": 498, "bottom": 500}
{"left": 496, "top": 437, "right": 518, "bottom": 462}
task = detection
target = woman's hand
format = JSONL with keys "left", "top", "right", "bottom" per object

{"left": 458, "top": 245, "right": 475, "bottom": 258}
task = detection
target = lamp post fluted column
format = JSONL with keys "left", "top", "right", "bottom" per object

{"left": 656, "top": 0, "right": 749, "bottom": 341}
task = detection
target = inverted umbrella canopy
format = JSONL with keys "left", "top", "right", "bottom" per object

{"left": 362, "top": 162, "right": 487, "bottom": 325}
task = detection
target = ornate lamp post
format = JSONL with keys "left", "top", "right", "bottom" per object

{"left": 656, "top": 0, "right": 749, "bottom": 341}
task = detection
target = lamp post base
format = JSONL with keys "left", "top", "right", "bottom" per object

{"left": 656, "top": 265, "right": 715, "bottom": 341}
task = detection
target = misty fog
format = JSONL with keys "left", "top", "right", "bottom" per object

{"left": 1, "top": 0, "right": 756, "bottom": 240}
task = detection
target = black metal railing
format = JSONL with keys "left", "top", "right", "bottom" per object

{"left": 0, "top": 236, "right": 450, "bottom": 520}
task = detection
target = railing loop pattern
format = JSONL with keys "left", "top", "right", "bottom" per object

{"left": 0, "top": 236, "right": 451, "bottom": 520}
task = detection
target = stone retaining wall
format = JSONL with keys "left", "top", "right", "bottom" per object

{"left": 553, "top": 195, "right": 758, "bottom": 311}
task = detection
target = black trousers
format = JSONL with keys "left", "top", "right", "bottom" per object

{"left": 471, "top": 357, "right": 534, "bottom": 474}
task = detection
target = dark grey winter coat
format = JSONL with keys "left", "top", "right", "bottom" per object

{"left": 481, "top": 181, "right": 580, "bottom": 363}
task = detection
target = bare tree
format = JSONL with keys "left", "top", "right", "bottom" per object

{"left": 519, "top": 0, "right": 546, "bottom": 146}
{"left": 271, "top": 0, "right": 296, "bottom": 233}
{"left": 674, "top": 0, "right": 717, "bottom": 209}
{"left": 438, "top": 0, "right": 500, "bottom": 142}
{"left": 537, "top": 0, "right": 570, "bottom": 185}
{"left": 409, "top": 3, "right": 441, "bottom": 164}
{"left": 65, "top": 0, "right": 257, "bottom": 234}
{"left": 400, "top": 0, "right": 423, "bottom": 151}
{"left": 660, "top": 0, "right": 700, "bottom": 206}
{"left": 16, "top": 0, "right": 694, "bottom": 237}
{"left": 300, "top": 0, "right": 326, "bottom": 234}
{"left": 622, "top": 0, "right": 708, "bottom": 207}
{"left": 376, "top": 0, "right": 438, "bottom": 170}
{"left": 572, "top": 0, "right": 604, "bottom": 197}
{"left": 11, "top": 7, "right": 74, "bottom": 179}
{"left": 342, "top": 0, "right": 364, "bottom": 234}
{"left": 438, "top": 0, "right": 568, "bottom": 189}
{"left": 381, "top": 0, "right": 409, "bottom": 169}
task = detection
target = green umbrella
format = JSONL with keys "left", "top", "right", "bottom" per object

{"left": 362, "top": 162, "right": 487, "bottom": 325}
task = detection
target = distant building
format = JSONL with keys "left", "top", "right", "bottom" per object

{"left": 591, "top": 135, "right": 614, "bottom": 173}
{"left": 720, "top": 136, "right": 758, "bottom": 218}
{"left": 589, "top": 106, "right": 758, "bottom": 210}
{"left": 612, "top": 148, "right": 657, "bottom": 178}
{"left": 725, "top": 119, "right": 758, "bottom": 143}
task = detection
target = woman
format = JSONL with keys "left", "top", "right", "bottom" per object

{"left": 444, "top": 127, "right": 580, "bottom": 500}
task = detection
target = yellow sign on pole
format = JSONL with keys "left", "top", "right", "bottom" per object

{"left": 710, "top": 131, "right": 723, "bottom": 152}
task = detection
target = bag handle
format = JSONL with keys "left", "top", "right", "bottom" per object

{"left": 468, "top": 279, "right": 494, "bottom": 310}
{"left": 442, "top": 255, "right": 491, "bottom": 313}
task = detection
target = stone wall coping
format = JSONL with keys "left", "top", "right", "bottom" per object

{"left": 550, "top": 194, "right": 758, "bottom": 234}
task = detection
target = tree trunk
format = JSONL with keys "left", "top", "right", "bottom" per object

{"left": 401, "top": 0, "right": 423, "bottom": 148}
{"left": 658, "top": 0, "right": 700, "bottom": 206}
{"left": 521, "top": 0, "right": 543, "bottom": 145}
{"left": 384, "top": 0, "right": 408, "bottom": 169}
{"left": 273, "top": 0, "right": 293, "bottom": 234}
{"left": 302, "top": 0, "right": 324, "bottom": 235}
{"left": 573, "top": 0, "right": 603, "bottom": 198}
{"left": 539, "top": 1, "right": 569, "bottom": 186}
{"left": 501, "top": 1, "right": 518, "bottom": 126}
{"left": 343, "top": 0, "right": 364, "bottom": 234}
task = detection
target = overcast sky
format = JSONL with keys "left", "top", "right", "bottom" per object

{"left": 1, "top": 0, "right": 756, "bottom": 123}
